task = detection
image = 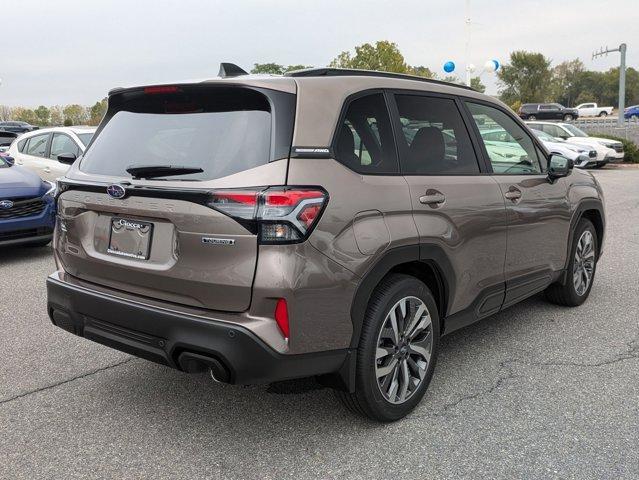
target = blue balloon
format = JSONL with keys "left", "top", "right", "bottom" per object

{"left": 443, "top": 61, "right": 455, "bottom": 73}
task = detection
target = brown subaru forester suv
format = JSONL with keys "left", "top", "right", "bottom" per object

{"left": 47, "top": 65, "right": 605, "bottom": 421}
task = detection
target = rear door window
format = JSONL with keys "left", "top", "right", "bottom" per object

{"left": 334, "top": 93, "right": 398, "bottom": 174}
{"left": 394, "top": 94, "right": 480, "bottom": 175}
{"left": 24, "top": 133, "right": 49, "bottom": 157}
{"left": 80, "top": 87, "right": 293, "bottom": 181}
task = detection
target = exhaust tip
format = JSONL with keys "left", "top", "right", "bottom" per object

{"left": 177, "top": 351, "right": 230, "bottom": 383}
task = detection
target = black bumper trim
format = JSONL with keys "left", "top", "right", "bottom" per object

{"left": 47, "top": 275, "right": 349, "bottom": 385}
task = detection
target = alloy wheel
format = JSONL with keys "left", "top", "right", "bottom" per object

{"left": 375, "top": 296, "right": 433, "bottom": 404}
{"left": 573, "top": 230, "right": 595, "bottom": 296}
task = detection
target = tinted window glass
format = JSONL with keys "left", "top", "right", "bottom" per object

{"left": 77, "top": 133, "right": 94, "bottom": 146}
{"left": 50, "top": 133, "right": 80, "bottom": 159}
{"left": 17, "top": 138, "right": 27, "bottom": 152}
{"left": 25, "top": 133, "right": 49, "bottom": 157}
{"left": 541, "top": 124, "right": 566, "bottom": 138}
{"left": 335, "top": 93, "right": 398, "bottom": 174}
{"left": 395, "top": 95, "right": 479, "bottom": 175}
{"left": 80, "top": 88, "right": 277, "bottom": 180}
{"left": 467, "top": 102, "right": 541, "bottom": 174}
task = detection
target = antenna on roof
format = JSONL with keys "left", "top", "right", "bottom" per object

{"left": 218, "top": 63, "right": 248, "bottom": 78}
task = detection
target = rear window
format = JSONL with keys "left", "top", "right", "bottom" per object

{"left": 80, "top": 87, "right": 293, "bottom": 181}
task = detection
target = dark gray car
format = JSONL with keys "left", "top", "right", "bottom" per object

{"left": 47, "top": 66, "right": 605, "bottom": 421}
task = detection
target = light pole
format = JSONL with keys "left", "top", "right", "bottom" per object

{"left": 592, "top": 43, "right": 627, "bottom": 126}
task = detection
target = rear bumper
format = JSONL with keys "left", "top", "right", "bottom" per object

{"left": 47, "top": 272, "right": 349, "bottom": 385}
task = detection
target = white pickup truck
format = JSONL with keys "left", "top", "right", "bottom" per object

{"left": 575, "top": 103, "right": 614, "bottom": 117}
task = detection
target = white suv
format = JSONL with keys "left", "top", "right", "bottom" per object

{"left": 526, "top": 121, "right": 623, "bottom": 167}
{"left": 8, "top": 126, "right": 96, "bottom": 181}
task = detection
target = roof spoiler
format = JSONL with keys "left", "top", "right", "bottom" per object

{"left": 218, "top": 63, "right": 248, "bottom": 78}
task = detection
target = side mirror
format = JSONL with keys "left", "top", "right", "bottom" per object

{"left": 548, "top": 154, "right": 573, "bottom": 179}
{"left": 2, "top": 155, "right": 14, "bottom": 166}
{"left": 57, "top": 152, "right": 77, "bottom": 165}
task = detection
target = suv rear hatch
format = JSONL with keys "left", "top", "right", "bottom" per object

{"left": 55, "top": 83, "right": 296, "bottom": 312}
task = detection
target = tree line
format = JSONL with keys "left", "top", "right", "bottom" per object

{"left": 2, "top": 41, "right": 635, "bottom": 125}
{"left": 253, "top": 41, "right": 636, "bottom": 110}
{"left": 0, "top": 99, "right": 107, "bottom": 127}
{"left": 251, "top": 40, "right": 487, "bottom": 93}
{"left": 499, "top": 51, "right": 639, "bottom": 110}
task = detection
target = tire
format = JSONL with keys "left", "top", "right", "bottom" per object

{"left": 336, "top": 274, "right": 440, "bottom": 422}
{"left": 592, "top": 162, "right": 607, "bottom": 169}
{"left": 528, "top": 115, "right": 536, "bottom": 120}
{"left": 545, "top": 218, "right": 598, "bottom": 306}
{"left": 563, "top": 114, "right": 574, "bottom": 121}
{"left": 598, "top": 111, "right": 608, "bottom": 117}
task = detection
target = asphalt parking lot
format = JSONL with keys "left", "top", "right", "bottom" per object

{"left": 1, "top": 169, "right": 637, "bottom": 480}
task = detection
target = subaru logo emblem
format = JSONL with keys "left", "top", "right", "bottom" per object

{"left": 106, "top": 184, "right": 126, "bottom": 199}
{"left": 0, "top": 199, "right": 14, "bottom": 209}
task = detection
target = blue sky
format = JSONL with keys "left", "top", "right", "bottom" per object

{"left": 2, "top": 0, "right": 637, "bottom": 106}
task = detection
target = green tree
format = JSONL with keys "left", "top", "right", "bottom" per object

{"left": 12, "top": 107, "right": 38, "bottom": 125}
{"left": 497, "top": 51, "right": 552, "bottom": 105}
{"left": 598, "top": 67, "right": 639, "bottom": 107}
{"left": 34, "top": 105, "right": 50, "bottom": 126}
{"left": 49, "top": 105, "right": 64, "bottom": 126}
{"left": 251, "top": 63, "right": 284, "bottom": 74}
{"left": 470, "top": 76, "right": 486, "bottom": 93}
{"left": 410, "top": 66, "right": 435, "bottom": 78}
{"left": 551, "top": 59, "right": 585, "bottom": 107}
{"left": 0, "top": 105, "right": 13, "bottom": 121}
{"left": 251, "top": 63, "right": 313, "bottom": 75}
{"left": 63, "top": 104, "right": 88, "bottom": 126}
{"left": 283, "top": 64, "right": 312, "bottom": 73}
{"left": 330, "top": 40, "right": 412, "bottom": 74}
{"left": 89, "top": 99, "right": 108, "bottom": 126}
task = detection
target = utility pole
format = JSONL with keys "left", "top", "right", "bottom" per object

{"left": 592, "top": 43, "right": 627, "bottom": 126}
{"left": 464, "top": 0, "right": 472, "bottom": 86}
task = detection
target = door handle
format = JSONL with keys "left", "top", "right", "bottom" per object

{"left": 43, "top": 167, "right": 51, "bottom": 173}
{"left": 504, "top": 187, "right": 522, "bottom": 201}
{"left": 419, "top": 192, "right": 446, "bottom": 205}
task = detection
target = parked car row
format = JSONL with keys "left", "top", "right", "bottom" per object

{"left": 7, "top": 126, "right": 95, "bottom": 182}
{"left": 518, "top": 102, "right": 621, "bottom": 121}
{"left": 525, "top": 121, "right": 624, "bottom": 167}
{"left": 0, "top": 126, "right": 95, "bottom": 248}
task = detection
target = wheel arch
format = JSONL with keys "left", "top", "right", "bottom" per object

{"left": 563, "top": 199, "right": 605, "bottom": 277}
{"left": 348, "top": 244, "right": 455, "bottom": 350}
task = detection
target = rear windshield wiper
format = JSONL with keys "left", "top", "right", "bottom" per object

{"left": 126, "top": 164, "right": 204, "bottom": 179}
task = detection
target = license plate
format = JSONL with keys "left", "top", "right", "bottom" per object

{"left": 107, "top": 217, "right": 153, "bottom": 260}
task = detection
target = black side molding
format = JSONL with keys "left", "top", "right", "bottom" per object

{"left": 349, "top": 244, "right": 456, "bottom": 348}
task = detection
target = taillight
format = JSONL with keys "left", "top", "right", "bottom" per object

{"left": 208, "top": 187, "right": 327, "bottom": 244}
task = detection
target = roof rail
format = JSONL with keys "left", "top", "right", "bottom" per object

{"left": 285, "top": 68, "right": 476, "bottom": 91}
